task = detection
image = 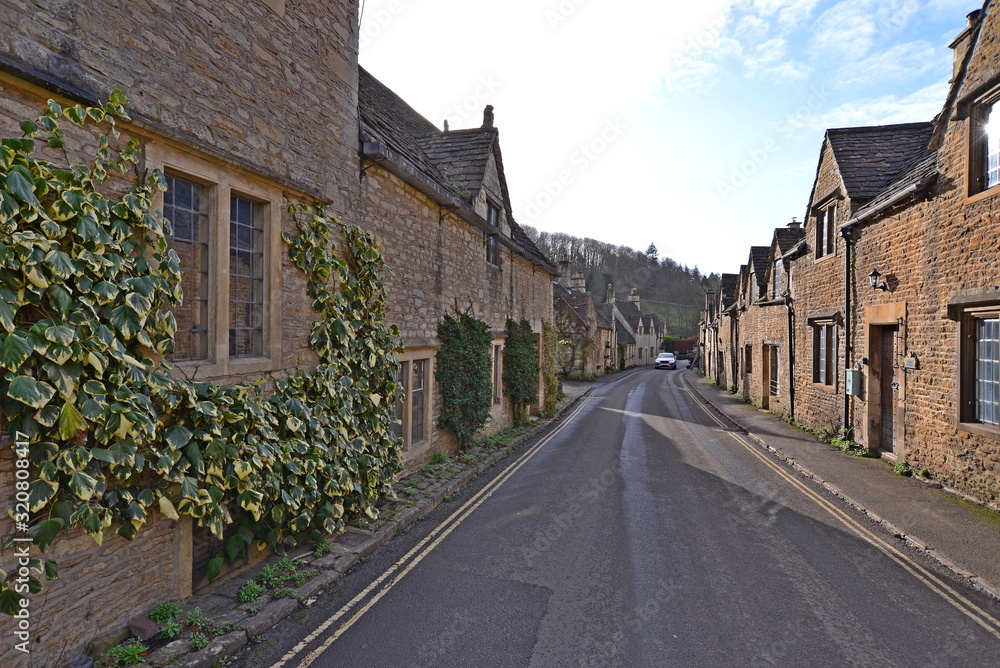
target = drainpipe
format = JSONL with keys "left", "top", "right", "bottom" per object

{"left": 840, "top": 226, "right": 853, "bottom": 432}
{"left": 785, "top": 291, "right": 795, "bottom": 422}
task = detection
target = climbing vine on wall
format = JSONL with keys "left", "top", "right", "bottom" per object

{"left": 0, "top": 94, "right": 403, "bottom": 613}
{"left": 541, "top": 320, "right": 559, "bottom": 410}
{"left": 502, "top": 319, "right": 538, "bottom": 424}
{"left": 435, "top": 306, "right": 492, "bottom": 450}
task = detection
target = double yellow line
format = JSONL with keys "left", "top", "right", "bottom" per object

{"left": 682, "top": 377, "right": 1000, "bottom": 641}
{"left": 272, "top": 396, "right": 594, "bottom": 668}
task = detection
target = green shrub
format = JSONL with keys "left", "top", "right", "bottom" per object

{"left": 436, "top": 307, "right": 493, "bottom": 449}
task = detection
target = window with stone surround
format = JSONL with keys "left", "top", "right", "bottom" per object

{"left": 814, "top": 204, "right": 836, "bottom": 258}
{"left": 970, "top": 98, "right": 1000, "bottom": 195}
{"left": 492, "top": 342, "right": 503, "bottom": 405}
{"left": 148, "top": 143, "right": 283, "bottom": 378}
{"left": 812, "top": 322, "right": 838, "bottom": 386}
{"left": 957, "top": 306, "right": 1000, "bottom": 434}
{"left": 485, "top": 201, "right": 501, "bottom": 266}
{"left": 392, "top": 353, "right": 432, "bottom": 449}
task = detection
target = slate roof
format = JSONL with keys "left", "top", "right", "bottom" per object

{"left": 617, "top": 326, "right": 636, "bottom": 345}
{"left": 826, "top": 122, "right": 935, "bottom": 202}
{"left": 415, "top": 129, "right": 495, "bottom": 200}
{"left": 774, "top": 226, "right": 805, "bottom": 255}
{"left": 595, "top": 303, "right": 614, "bottom": 330}
{"left": 614, "top": 300, "right": 643, "bottom": 329}
{"left": 749, "top": 247, "right": 770, "bottom": 282}
{"left": 359, "top": 67, "right": 555, "bottom": 273}
{"left": 851, "top": 153, "right": 939, "bottom": 222}
{"left": 720, "top": 274, "right": 739, "bottom": 309}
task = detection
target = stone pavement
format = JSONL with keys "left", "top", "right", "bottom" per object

{"left": 682, "top": 369, "right": 1000, "bottom": 600}
{"left": 110, "top": 382, "right": 592, "bottom": 668}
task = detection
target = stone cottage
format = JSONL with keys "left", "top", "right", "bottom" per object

{"left": 358, "top": 68, "right": 557, "bottom": 463}
{"left": 0, "top": 1, "right": 363, "bottom": 661}
{"left": 701, "top": 1, "right": 1000, "bottom": 507}
{"left": 0, "top": 0, "right": 558, "bottom": 662}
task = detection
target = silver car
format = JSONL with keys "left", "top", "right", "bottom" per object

{"left": 655, "top": 353, "right": 676, "bottom": 369}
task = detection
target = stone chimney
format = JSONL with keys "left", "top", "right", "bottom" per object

{"left": 559, "top": 254, "right": 571, "bottom": 278}
{"left": 787, "top": 217, "right": 801, "bottom": 229}
{"left": 606, "top": 283, "right": 615, "bottom": 304}
{"left": 443, "top": 120, "right": 449, "bottom": 132}
{"left": 950, "top": 9, "right": 982, "bottom": 77}
{"left": 483, "top": 105, "right": 495, "bottom": 128}
{"left": 569, "top": 271, "right": 586, "bottom": 293}
{"left": 628, "top": 288, "right": 640, "bottom": 307}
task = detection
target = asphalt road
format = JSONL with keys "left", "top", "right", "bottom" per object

{"left": 233, "top": 368, "right": 1000, "bottom": 667}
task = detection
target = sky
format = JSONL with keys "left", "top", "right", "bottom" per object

{"left": 358, "top": 0, "right": 975, "bottom": 276}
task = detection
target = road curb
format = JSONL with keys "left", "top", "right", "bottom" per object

{"left": 145, "top": 389, "right": 592, "bottom": 668}
{"left": 683, "top": 373, "right": 1000, "bottom": 602}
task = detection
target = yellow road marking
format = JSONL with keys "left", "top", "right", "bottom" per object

{"left": 272, "top": 396, "right": 595, "bottom": 668}
{"left": 682, "top": 376, "right": 1000, "bottom": 641}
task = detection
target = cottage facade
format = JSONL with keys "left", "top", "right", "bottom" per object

{"left": 0, "top": 1, "right": 557, "bottom": 662}
{"left": 358, "top": 69, "right": 557, "bottom": 462}
{"left": 701, "top": 1, "right": 1000, "bottom": 507}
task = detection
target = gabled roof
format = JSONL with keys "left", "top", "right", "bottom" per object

{"left": 720, "top": 274, "right": 739, "bottom": 309}
{"left": 825, "top": 122, "right": 935, "bottom": 202}
{"left": 749, "top": 247, "right": 770, "bottom": 281}
{"left": 359, "top": 67, "right": 557, "bottom": 274}
{"left": 415, "top": 129, "right": 495, "bottom": 200}
{"left": 774, "top": 226, "right": 805, "bottom": 255}
{"left": 595, "top": 303, "right": 615, "bottom": 330}
{"left": 930, "top": 1, "right": 992, "bottom": 149}
{"left": 614, "top": 300, "right": 643, "bottom": 329}
{"left": 849, "top": 153, "right": 939, "bottom": 224}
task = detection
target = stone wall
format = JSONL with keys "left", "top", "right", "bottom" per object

{"left": 0, "top": 0, "right": 362, "bottom": 663}
{"left": 789, "top": 144, "right": 850, "bottom": 436}
{"left": 360, "top": 164, "right": 554, "bottom": 464}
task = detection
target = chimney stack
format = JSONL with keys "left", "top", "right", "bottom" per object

{"left": 950, "top": 9, "right": 982, "bottom": 77}
{"left": 628, "top": 288, "right": 640, "bottom": 307}
{"left": 787, "top": 217, "right": 802, "bottom": 229}
{"left": 482, "top": 105, "right": 494, "bottom": 128}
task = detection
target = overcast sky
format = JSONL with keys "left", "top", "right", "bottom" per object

{"left": 358, "top": 0, "right": 973, "bottom": 276}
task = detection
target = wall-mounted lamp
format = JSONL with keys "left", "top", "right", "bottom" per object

{"left": 868, "top": 269, "right": 888, "bottom": 291}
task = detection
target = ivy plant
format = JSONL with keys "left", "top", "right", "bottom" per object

{"left": 0, "top": 93, "right": 403, "bottom": 612}
{"left": 540, "top": 320, "right": 559, "bottom": 410}
{"left": 502, "top": 318, "right": 539, "bottom": 424}
{"left": 435, "top": 306, "right": 492, "bottom": 450}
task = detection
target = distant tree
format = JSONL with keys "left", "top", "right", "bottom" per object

{"left": 646, "top": 242, "right": 658, "bottom": 261}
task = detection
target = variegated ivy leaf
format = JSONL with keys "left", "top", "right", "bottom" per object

{"left": 6, "top": 375, "right": 56, "bottom": 409}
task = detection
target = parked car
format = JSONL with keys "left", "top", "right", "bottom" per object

{"left": 655, "top": 352, "right": 676, "bottom": 369}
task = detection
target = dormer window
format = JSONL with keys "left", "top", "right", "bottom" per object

{"left": 485, "top": 201, "right": 500, "bottom": 266}
{"left": 815, "top": 204, "right": 836, "bottom": 258}
{"left": 970, "top": 95, "right": 1000, "bottom": 195}
{"left": 984, "top": 102, "right": 999, "bottom": 190}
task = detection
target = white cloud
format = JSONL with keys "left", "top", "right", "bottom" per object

{"left": 836, "top": 40, "right": 944, "bottom": 87}
{"left": 743, "top": 37, "right": 811, "bottom": 81}
{"left": 796, "top": 81, "right": 949, "bottom": 131}
{"left": 747, "top": 0, "right": 821, "bottom": 30}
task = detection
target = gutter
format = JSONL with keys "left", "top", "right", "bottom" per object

{"left": 841, "top": 175, "right": 936, "bottom": 231}
{"left": 362, "top": 140, "right": 559, "bottom": 275}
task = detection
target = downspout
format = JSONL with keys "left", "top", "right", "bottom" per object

{"left": 840, "top": 226, "right": 853, "bottom": 432}
{"left": 785, "top": 291, "right": 795, "bottom": 422}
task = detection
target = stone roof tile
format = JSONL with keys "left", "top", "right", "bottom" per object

{"left": 827, "top": 122, "right": 935, "bottom": 202}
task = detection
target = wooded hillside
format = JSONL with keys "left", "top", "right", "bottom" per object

{"left": 524, "top": 227, "right": 720, "bottom": 338}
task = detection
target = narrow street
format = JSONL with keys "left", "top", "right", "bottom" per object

{"left": 234, "top": 368, "right": 1000, "bottom": 667}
